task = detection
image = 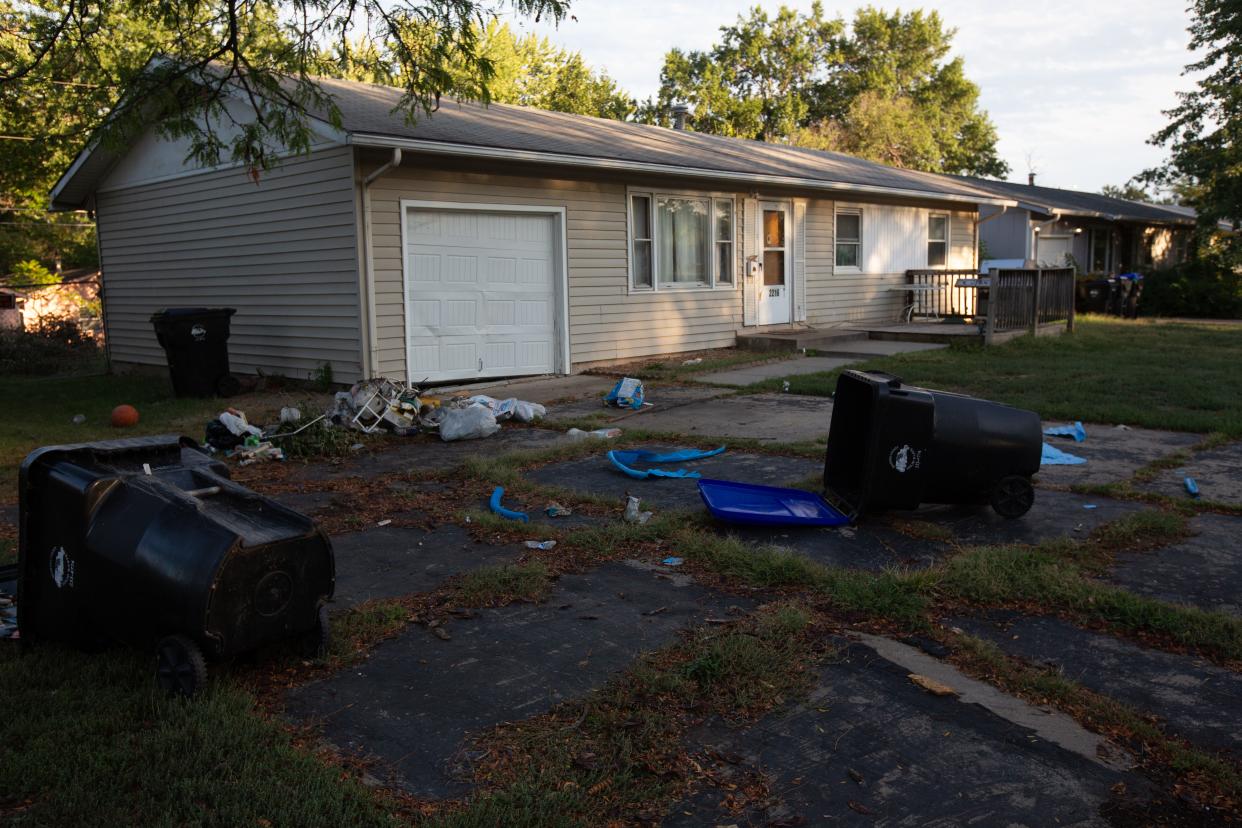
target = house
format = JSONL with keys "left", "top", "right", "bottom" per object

{"left": 0, "top": 268, "right": 102, "bottom": 336}
{"left": 959, "top": 176, "right": 1195, "bottom": 275}
{"left": 51, "top": 76, "right": 1014, "bottom": 385}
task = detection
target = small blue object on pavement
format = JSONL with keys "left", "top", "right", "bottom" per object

{"left": 489, "top": 486, "right": 529, "bottom": 523}
{"left": 661, "top": 557, "right": 684, "bottom": 566}
{"left": 1083, "top": 504, "right": 1098, "bottom": 510}
{"left": 1044, "top": 421, "right": 1087, "bottom": 442}
{"left": 1041, "top": 442, "right": 1086, "bottom": 466}
{"left": 608, "top": 446, "right": 726, "bottom": 480}
{"left": 1185, "top": 477, "right": 1200, "bottom": 498}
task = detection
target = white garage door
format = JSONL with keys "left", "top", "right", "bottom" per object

{"left": 404, "top": 207, "right": 559, "bottom": 383}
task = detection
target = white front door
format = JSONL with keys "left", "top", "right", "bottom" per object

{"left": 758, "top": 202, "right": 792, "bottom": 326}
{"left": 1036, "top": 235, "right": 1072, "bottom": 268}
{"left": 404, "top": 207, "right": 558, "bottom": 383}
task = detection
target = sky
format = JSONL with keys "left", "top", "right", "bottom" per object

{"left": 514, "top": 0, "right": 1200, "bottom": 193}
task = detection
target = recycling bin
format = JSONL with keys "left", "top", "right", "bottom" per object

{"left": 150, "top": 307, "right": 239, "bottom": 397}
{"left": 17, "top": 436, "right": 334, "bottom": 696}
{"left": 823, "top": 370, "right": 1042, "bottom": 519}
{"left": 1076, "top": 277, "right": 1116, "bottom": 315}
{"left": 1117, "top": 273, "right": 1144, "bottom": 319}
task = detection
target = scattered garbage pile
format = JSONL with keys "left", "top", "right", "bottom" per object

{"left": 201, "top": 377, "right": 550, "bottom": 463}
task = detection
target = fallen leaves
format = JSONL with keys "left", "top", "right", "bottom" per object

{"left": 908, "top": 673, "right": 958, "bottom": 697}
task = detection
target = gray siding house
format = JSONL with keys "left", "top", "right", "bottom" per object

{"left": 52, "top": 77, "right": 1011, "bottom": 385}
{"left": 960, "top": 176, "right": 1195, "bottom": 275}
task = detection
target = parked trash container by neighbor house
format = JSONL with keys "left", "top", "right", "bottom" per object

{"left": 18, "top": 436, "right": 334, "bottom": 696}
{"left": 823, "top": 370, "right": 1043, "bottom": 519}
{"left": 150, "top": 307, "right": 239, "bottom": 397}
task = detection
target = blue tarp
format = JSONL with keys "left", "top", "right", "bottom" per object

{"left": 1044, "top": 421, "right": 1086, "bottom": 442}
{"left": 1041, "top": 442, "right": 1086, "bottom": 466}
{"left": 608, "top": 446, "right": 727, "bottom": 480}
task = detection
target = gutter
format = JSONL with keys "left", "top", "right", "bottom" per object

{"left": 360, "top": 148, "right": 402, "bottom": 378}
{"left": 347, "top": 133, "right": 1016, "bottom": 209}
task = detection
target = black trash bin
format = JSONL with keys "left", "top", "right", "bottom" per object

{"left": 823, "top": 370, "right": 1043, "bottom": 519}
{"left": 150, "top": 307, "right": 239, "bottom": 397}
{"left": 1076, "top": 277, "right": 1116, "bottom": 314}
{"left": 17, "top": 436, "right": 334, "bottom": 696}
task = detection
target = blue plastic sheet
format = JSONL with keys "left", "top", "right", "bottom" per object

{"left": 608, "top": 446, "right": 726, "bottom": 480}
{"left": 1044, "top": 421, "right": 1086, "bottom": 442}
{"left": 1041, "top": 442, "right": 1086, "bottom": 466}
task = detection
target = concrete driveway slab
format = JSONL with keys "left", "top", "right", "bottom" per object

{"left": 329, "top": 524, "right": 523, "bottom": 607}
{"left": 542, "top": 384, "right": 729, "bottom": 425}
{"left": 285, "top": 561, "right": 749, "bottom": 798}
{"left": 1036, "top": 424, "right": 1202, "bottom": 488}
{"left": 442, "top": 374, "right": 616, "bottom": 405}
{"left": 696, "top": 356, "right": 855, "bottom": 387}
{"left": 956, "top": 612, "right": 1242, "bottom": 755}
{"left": 911, "top": 490, "right": 1146, "bottom": 546}
{"left": 525, "top": 447, "right": 820, "bottom": 511}
{"left": 1137, "top": 440, "right": 1242, "bottom": 506}
{"left": 614, "top": 393, "right": 833, "bottom": 444}
{"left": 710, "top": 522, "right": 950, "bottom": 571}
{"left": 667, "top": 640, "right": 1132, "bottom": 827}
{"left": 1109, "top": 513, "right": 1242, "bottom": 616}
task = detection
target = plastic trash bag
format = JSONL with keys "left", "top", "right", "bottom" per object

{"left": 513, "top": 400, "right": 546, "bottom": 422}
{"left": 440, "top": 405, "right": 500, "bottom": 442}
{"left": 1044, "top": 421, "right": 1086, "bottom": 442}
{"left": 1041, "top": 442, "right": 1086, "bottom": 466}
{"left": 605, "top": 377, "right": 645, "bottom": 410}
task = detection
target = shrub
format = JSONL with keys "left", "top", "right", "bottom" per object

{"left": 0, "top": 313, "right": 100, "bottom": 375}
{"left": 1142, "top": 252, "right": 1242, "bottom": 319}
{"left": 10, "top": 259, "right": 58, "bottom": 286}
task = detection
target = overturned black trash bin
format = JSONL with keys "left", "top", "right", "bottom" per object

{"left": 824, "top": 370, "right": 1043, "bottom": 519}
{"left": 17, "top": 436, "right": 334, "bottom": 696}
{"left": 150, "top": 307, "right": 239, "bottom": 397}
{"left": 1076, "top": 277, "right": 1116, "bottom": 315}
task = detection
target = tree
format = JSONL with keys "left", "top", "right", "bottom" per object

{"left": 642, "top": 4, "right": 1007, "bottom": 177}
{"left": 1, "top": 0, "right": 571, "bottom": 176}
{"left": 1100, "top": 182, "right": 1154, "bottom": 202}
{"left": 1147, "top": 0, "right": 1241, "bottom": 241}
{"left": 449, "top": 21, "right": 632, "bottom": 119}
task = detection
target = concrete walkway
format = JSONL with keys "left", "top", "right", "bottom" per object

{"left": 698, "top": 340, "right": 945, "bottom": 387}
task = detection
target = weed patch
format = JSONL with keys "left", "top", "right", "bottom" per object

{"left": 453, "top": 561, "right": 552, "bottom": 607}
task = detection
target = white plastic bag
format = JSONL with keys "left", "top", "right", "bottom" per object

{"left": 513, "top": 400, "right": 546, "bottom": 422}
{"left": 440, "top": 405, "right": 500, "bottom": 442}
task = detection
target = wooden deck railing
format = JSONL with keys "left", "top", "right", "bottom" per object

{"left": 905, "top": 269, "right": 981, "bottom": 318}
{"left": 905, "top": 267, "right": 1076, "bottom": 344}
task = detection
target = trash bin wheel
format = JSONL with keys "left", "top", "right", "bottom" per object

{"left": 155, "top": 635, "right": 209, "bottom": 697}
{"left": 990, "top": 475, "right": 1035, "bottom": 519}
{"left": 299, "top": 605, "right": 331, "bottom": 659}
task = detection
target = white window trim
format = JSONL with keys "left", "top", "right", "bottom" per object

{"left": 927, "top": 212, "right": 949, "bottom": 269}
{"left": 834, "top": 205, "right": 864, "bottom": 274}
{"left": 626, "top": 186, "right": 739, "bottom": 293}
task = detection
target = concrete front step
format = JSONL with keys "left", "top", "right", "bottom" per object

{"left": 736, "top": 328, "right": 868, "bottom": 352}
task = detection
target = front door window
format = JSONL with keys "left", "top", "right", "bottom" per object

{"left": 758, "top": 204, "right": 792, "bottom": 326}
{"left": 763, "top": 209, "right": 786, "bottom": 286}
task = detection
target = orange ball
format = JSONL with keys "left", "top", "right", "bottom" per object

{"left": 111, "top": 404, "right": 140, "bottom": 428}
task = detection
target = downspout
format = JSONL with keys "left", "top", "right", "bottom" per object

{"left": 360, "top": 148, "right": 402, "bottom": 378}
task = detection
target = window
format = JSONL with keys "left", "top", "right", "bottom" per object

{"left": 1089, "top": 229, "right": 1109, "bottom": 273}
{"left": 630, "top": 194, "right": 653, "bottom": 288}
{"left": 835, "top": 209, "right": 861, "bottom": 268}
{"left": 629, "top": 192, "right": 735, "bottom": 290}
{"left": 715, "top": 199, "right": 734, "bottom": 285}
{"left": 927, "top": 214, "right": 948, "bottom": 267}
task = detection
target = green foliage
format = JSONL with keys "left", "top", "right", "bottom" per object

{"left": 1141, "top": 251, "right": 1242, "bottom": 319}
{"left": 9, "top": 258, "right": 56, "bottom": 285}
{"left": 1147, "top": 0, "right": 1242, "bottom": 247}
{"left": 311, "top": 361, "right": 335, "bottom": 390}
{"left": 641, "top": 4, "right": 1006, "bottom": 177}
{"left": 0, "top": 313, "right": 100, "bottom": 376}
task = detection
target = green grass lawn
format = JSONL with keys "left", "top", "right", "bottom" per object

{"left": 750, "top": 316, "right": 1242, "bottom": 436}
{"left": 0, "top": 372, "right": 329, "bottom": 502}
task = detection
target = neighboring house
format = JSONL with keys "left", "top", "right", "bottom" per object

{"left": 959, "top": 176, "right": 1195, "bottom": 275}
{"left": 0, "top": 268, "right": 102, "bottom": 335}
{"left": 51, "top": 77, "right": 1012, "bottom": 384}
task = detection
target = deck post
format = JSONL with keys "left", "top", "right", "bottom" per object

{"left": 984, "top": 284, "right": 997, "bottom": 346}
{"left": 1029, "top": 269, "right": 1042, "bottom": 336}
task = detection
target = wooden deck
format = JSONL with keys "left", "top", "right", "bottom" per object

{"left": 852, "top": 321, "right": 1068, "bottom": 345}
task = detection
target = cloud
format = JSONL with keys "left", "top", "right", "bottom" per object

{"left": 524, "top": 0, "right": 1200, "bottom": 191}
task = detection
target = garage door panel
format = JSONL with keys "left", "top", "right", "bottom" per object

{"left": 405, "top": 207, "right": 558, "bottom": 383}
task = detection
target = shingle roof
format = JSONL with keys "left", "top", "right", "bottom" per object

{"left": 315, "top": 76, "right": 1007, "bottom": 205}
{"left": 949, "top": 175, "right": 1195, "bottom": 225}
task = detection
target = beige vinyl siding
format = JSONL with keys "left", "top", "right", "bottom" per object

{"left": 366, "top": 162, "right": 745, "bottom": 377}
{"left": 805, "top": 203, "right": 977, "bottom": 327}
{"left": 96, "top": 145, "right": 362, "bottom": 380}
